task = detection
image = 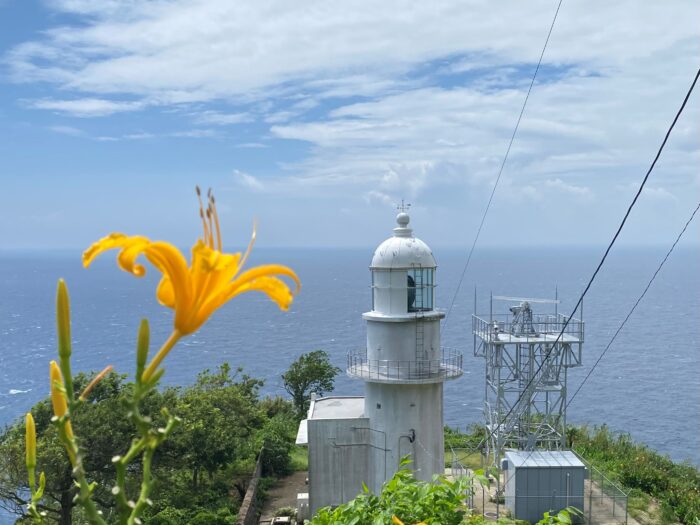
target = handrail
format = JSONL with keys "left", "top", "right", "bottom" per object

{"left": 347, "top": 348, "right": 463, "bottom": 382}
{"left": 472, "top": 313, "right": 584, "bottom": 342}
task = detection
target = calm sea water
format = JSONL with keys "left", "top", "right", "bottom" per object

{"left": 1, "top": 246, "right": 698, "bottom": 478}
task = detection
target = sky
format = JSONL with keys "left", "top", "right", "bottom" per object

{"left": 0, "top": 0, "right": 699, "bottom": 250}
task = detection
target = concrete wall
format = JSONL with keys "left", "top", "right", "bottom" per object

{"left": 365, "top": 317, "right": 441, "bottom": 362}
{"left": 235, "top": 448, "right": 264, "bottom": 525}
{"left": 364, "top": 382, "right": 444, "bottom": 490}
{"left": 307, "top": 417, "right": 372, "bottom": 515}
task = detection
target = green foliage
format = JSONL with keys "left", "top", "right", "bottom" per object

{"left": 259, "top": 415, "right": 296, "bottom": 476}
{"left": 0, "top": 364, "right": 300, "bottom": 524}
{"left": 570, "top": 425, "right": 700, "bottom": 524}
{"left": 274, "top": 506, "right": 298, "bottom": 518}
{"left": 159, "top": 364, "right": 265, "bottom": 483}
{"left": 310, "top": 459, "right": 472, "bottom": 525}
{"left": 289, "top": 446, "right": 309, "bottom": 471}
{"left": 189, "top": 508, "right": 235, "bottom": 525}
{"left": 282, "top": 350, "right": 341, "bottom": 419}
{"left": 147, "top": 505, "right": 235, "bottom": 525}
{"left": 536, "top": 507, "right": 582, "bottom": 525}
{"left": 444, "top": 424, "right": 487, "bottom": 451}
{"left": 148, "top": 506, "right": 190, "bottom": 525}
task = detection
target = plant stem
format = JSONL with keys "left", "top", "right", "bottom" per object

{"left": 142, "top": 330, "right": 181, "bottom": 382}
{"left": 57, "top": 421, "right": 107, "bottom": 525}
{"left": 127, "top": 446, "right": 155, "bottom": 525}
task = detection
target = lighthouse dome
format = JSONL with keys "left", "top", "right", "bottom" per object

{"left": 370, "top": 212, "right": 436, "bottom": 269}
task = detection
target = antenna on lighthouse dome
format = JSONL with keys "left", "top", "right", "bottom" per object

{"left": 396, "top": 199, "right": 411, "bottom": 213}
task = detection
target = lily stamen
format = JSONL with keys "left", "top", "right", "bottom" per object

{"left": 205, "top": 207, "right": 215, "bottom": 248}
{"left": 210, "top": 194, "right": 222, "bottom": 251}
{"left": 196, "top": 187, "right": 210, "bottom": 242}
{"left": 199, "top": 209, "right": 209, "bottom": 245}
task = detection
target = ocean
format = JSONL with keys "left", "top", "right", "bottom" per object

{"left": 1, "top": 246, "right": 698, "bottom": 494}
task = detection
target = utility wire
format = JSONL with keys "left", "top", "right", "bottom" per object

{"left": 443, "top": 0, "right": 565, "bottom": 331}
{"left": 567, "top": 200, "right": 700, "bottom": 410}
{"left": 478, "top": 66, "right": 700, "bottom": 460}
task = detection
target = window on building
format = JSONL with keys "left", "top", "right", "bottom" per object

{"left": 407, "top": 268, "right": 434, "bottom": 312}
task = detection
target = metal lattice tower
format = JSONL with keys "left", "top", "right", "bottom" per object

{"left": 472, "top": 294, "right": 584, "bottom": 464}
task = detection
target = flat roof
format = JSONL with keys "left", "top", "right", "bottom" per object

{"left": 295, "top": 396, "right": 366, "bottom": 446}
{"left": 310, "top": 396, "right": 365, "bottom": 419}
{"left": 505, "top": 450, "right": 585, "bottom": 468}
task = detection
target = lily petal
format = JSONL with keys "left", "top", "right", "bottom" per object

{"left": 156, "top": 276, "right": 176, "bottom": 308}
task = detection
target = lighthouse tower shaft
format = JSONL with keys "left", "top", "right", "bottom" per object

{"left": 347, "top": 212, "right": 462, "bottom": 491}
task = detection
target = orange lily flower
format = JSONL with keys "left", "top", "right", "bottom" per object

{"left": 82, "top": 188, "right": 300, "bottom": 380}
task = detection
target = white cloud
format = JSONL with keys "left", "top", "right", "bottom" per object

{"left": 363, "top": 190, "right": 392, "bottom": 205}
{"left": 6, "top": 1, "right": 697, "bottom": 108}
{"left": 544, "top": 178, "right": 593, "bottom": 199}
{"left": 194, "top": 111, "right": 251, "bottom": 125}
{"left": 171, "top": 129, "right": 218, "bottom": 138}
{"left": 232, "top": 169, "right": 266, "bottom": 191}
{"left": 235, "top": 142, "right": 268, "bottom": 149}
{"left": 123, "top": 132, "right": 155, "bottom": 140}
{"left": 48, "top": 125, "right": 84, "bottom": 136}
{"left": 27, "top": 97, "right": 146, "bottom": 117}
{"left": 642, "top": 186, "right": 677, "bottom": 201}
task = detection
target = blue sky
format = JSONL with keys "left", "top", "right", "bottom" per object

{"left": 1, "top": 0, "right": 698, "bottom": 250}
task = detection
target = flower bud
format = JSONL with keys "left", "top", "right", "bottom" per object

{"left": 136, "top": 319, "right": 149, "bottom": 381}
{"left": 25, "top": 413, "right": 36, "bottom": 469}
{"left": 56, "top": 280, "right": 72, "bottom": 360}
{"left": 49, "top": 361, "right": 73, "bottom": 440}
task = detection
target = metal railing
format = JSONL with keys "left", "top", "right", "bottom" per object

{"left": 574, "top": 451, "right": 628, "bottom": 525}
{"left": 473, "top": 313, "right": 584, "bottom": 343}
{"left": 347, "top": 348, "right": 463, "bottom": 382}
{"left": 447, "top": 448, "right": 628, "bottom": 525}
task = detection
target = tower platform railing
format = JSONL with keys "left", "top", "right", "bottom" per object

{"left": 346, "top": 347, "right": 463, "bottom": 383}
{"left": 473, "top": 313, "right": 584, "bottom": 343}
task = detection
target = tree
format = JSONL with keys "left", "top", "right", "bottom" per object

{"left": 158, "top": 364, "right": 265, "bottom": 490}
{"left": 282, "top": 350, "right": 341, "bottom": 419}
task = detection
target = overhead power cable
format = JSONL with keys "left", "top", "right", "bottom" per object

{"left": 567, "top": 199, "right": 700, "bottom": 409}
{"left": 479, "top": 66, "right": 700, "bottom": 459}
{"left": 443, "top": 0, "right": 565, "bottom": 331}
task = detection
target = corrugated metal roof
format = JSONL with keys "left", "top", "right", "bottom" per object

{"left": 505, "top": 450, "right": 585, "bottom": 468}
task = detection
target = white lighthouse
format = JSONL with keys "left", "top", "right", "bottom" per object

{"left": 349, "top": 209, "right": 463, "bottom": 485}
{"left": 296, "top": 210, "right": 463, "bottom": 516}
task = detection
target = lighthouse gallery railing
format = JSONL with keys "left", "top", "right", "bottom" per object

{"left": 346, "top": 348, "right": 463, "bottom": 382}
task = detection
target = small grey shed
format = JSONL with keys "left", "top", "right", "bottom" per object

{"left": 504, "top": 450, "right": 585, "bottom": 523}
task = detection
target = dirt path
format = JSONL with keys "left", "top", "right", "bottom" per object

{"left": 258, "top": 471, "right": 308, "bottom": 524}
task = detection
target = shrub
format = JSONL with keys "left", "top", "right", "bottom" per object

{"left": 310, "top": 458, "right": 475, "bottom": 525}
